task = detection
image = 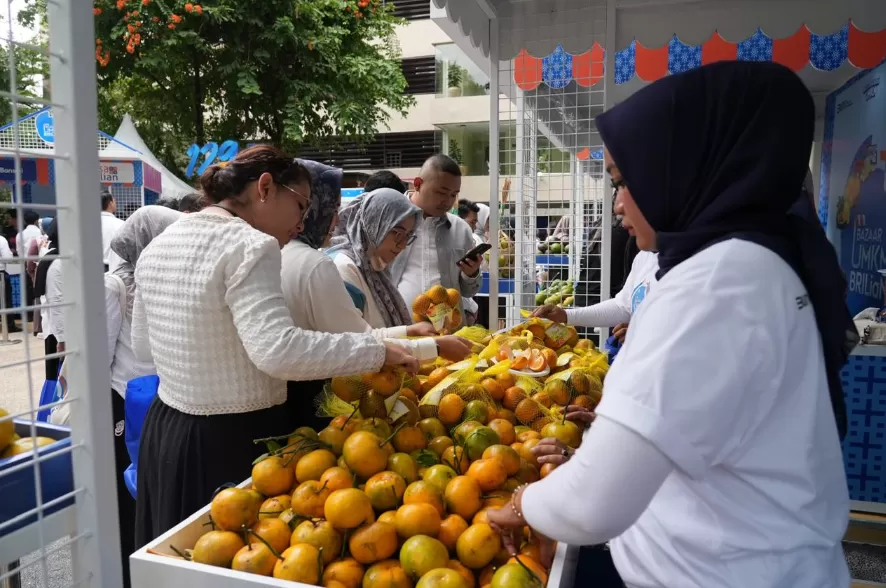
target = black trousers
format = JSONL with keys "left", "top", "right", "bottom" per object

{"left": 112, "top": 390, "right": 135, "bottom": 588}
{"left": 1, "top": 270, "right": 19, "bottom": 332}
{"left": 44, "top": 334, "right": 60, "bottom": 380}
{"left": 574, "top": 545, "right": 624, "bottom": 587}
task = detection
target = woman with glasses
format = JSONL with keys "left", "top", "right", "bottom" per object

{"left": 132, "top": 147, "right": 418, "bottom": 547}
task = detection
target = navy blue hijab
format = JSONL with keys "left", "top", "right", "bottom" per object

{"left": 597, "top": 61, "right": 856, "bottom": 439}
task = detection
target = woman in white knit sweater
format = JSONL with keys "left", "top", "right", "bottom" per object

{"left": 132, "top": 146, "right": 417, "bottom": 547}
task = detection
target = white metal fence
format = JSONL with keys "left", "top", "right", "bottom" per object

{"left": 0, "top": 1, "right": 122, "bottom": 586}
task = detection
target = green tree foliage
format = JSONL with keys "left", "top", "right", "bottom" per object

{"left": 0, "top": 17, "right": 49, "bottom": 127}
{"left": 90, "top": 0, "right": 415, "bottom": 176}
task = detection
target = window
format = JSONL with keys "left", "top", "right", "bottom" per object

{"left": 441, "top": 121, "right": 574, "bottom": 177}
{"left": 401, "top": 57, "right": 436, "bottom": 95}
{"left": 390, "top": 0, "right": 430, "bottom": 20}
{"left": 435, "top": 43, "right": 489, "bottom": 98}
{"left": 296, "top": 131, "right": 441, "bottom": 170}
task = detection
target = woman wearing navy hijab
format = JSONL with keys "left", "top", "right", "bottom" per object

{"left": 487, "top": 62, "right": 853, "bottom": 587}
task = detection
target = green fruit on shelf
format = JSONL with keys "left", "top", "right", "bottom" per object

{"left": 564, "top": 244, "right": 570, "bottom": 254}
{"left": 546, "top": 294, "right": 562, "bottom": 306}
{"left": 537, "top": 243, "right": 548, "bottom": 254}
{"left": 549, "top": 243, "right": 562, "bottom": 254}
{"left": 563, "top": 296, "right": 574, "bottom": 307}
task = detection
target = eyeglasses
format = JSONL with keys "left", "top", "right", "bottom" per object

{"left": 390, "top": 227, "right": 417, "bottom": 246}
{"left": 277, "top": 183, "right": 311, "bottom": 209}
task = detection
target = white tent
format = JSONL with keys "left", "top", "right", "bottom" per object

{"left": 112, "top": 113, "right": 194, "bottom": 199}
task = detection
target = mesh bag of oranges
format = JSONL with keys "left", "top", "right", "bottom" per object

{"left": 498, "top": 377, "right": 557, "bottom": 432}
{"left": 324, "top": 368, "right": 411, "bottom": 420}
{"left": 419, "top": 358, "right": 497, "bottom": 423}
{"left": 452, "top": 325, "right": 492, "bottom": 345}
{"left": 542, "top": 366, "right": 603, "bottom": 410}
{"left": 506, "top": 317, "right": 580, "bottom": 351}
{"left": 412, "top": 285, "right": 463, "bottom": 333}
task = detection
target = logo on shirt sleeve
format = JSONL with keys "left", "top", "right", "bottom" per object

{"left": 631, "top": 281, "right": 650, "bottom": 314}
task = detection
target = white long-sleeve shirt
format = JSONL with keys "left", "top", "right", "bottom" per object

{"left": 280, "top": 241, "right": 436, "bottom": 362}
{"left": 131, "top": 213, "right": 387, "bottom": 416}
{"left": 565, "top": 251, "right": 658, "bottom": 328}
{"left": 521, "top": 240, "right": 850, "bottom": 588}
{"left": 105, "top": 275, "right": 155, "bottom": 397}
{"left": 101, "top": 211, "right": 125, "bottom": 267}
{"left": 45, "top": 260, "right": 65, "bottom": 343}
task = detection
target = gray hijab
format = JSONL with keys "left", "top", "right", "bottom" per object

{"left": 296, "top": 159, "right": 343, "bottom": 249}
{"left": 327, "top": 188, "right": 422, "bottom": 327}
{"left": 110, "top": 205, "right": 183, "bottom": 318}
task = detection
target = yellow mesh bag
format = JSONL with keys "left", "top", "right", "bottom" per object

{"left": 324, "top": 369, "right": 409, "bottom": 419}
{"left": 412, "top": 285, "right": 463, "bottom": 333}
{"left": 419, "top": 358, "right": 496, "bottom": 420}
{"left": 543, "top": 367, "right": 603, "bottom": 409}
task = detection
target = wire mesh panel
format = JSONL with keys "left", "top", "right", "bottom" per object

{"left": 0, "top": 1, "right": 122, "bottom": 587}
{"left": 495, "top": 6, "right": 607, "bottom": 335}
{"left": 109, "top": 185, "right": 143, "bottom": 221}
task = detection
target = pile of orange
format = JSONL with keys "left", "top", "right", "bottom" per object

{"left": 175, "top": 409, "right": 564, "bottom": 587}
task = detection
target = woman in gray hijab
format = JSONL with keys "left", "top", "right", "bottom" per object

{"left": 105, "top": 205, "right": 181, "bottom": 588}
{"left": 327, "top": 188, "right": 424, "bottom": 328}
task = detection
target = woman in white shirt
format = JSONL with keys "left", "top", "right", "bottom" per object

{"left": 487, "top": 62, "right": 856, "bottom": 587}
{"left": 280, "top": 162, "right": 471, "bottom": 429}
{"left": 33, "top": 219, "right": 63, "bottom": 379}
{"left": 133, "top": 146, "right": 418, "bottom": 547}
{"left": 105, "top": 205, "right": 181, "bottom": 588}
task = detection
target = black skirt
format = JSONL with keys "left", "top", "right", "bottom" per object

{"left": 134, "top": 380, "right": 328, "bottom": 548}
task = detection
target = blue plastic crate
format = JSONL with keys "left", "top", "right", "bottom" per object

{"left": 0, "top": 420, "right": 73, "bottom": 538}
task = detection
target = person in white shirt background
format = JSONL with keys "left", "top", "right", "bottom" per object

{"left": 0, "top": 230, "right": 19, "bottom": 333}
{"left": 387, "top": 154, "right": 482, "bottom": 317}
{"left": 32, "top": 218, "right": 63, "bottom": 381}
{"left": 104, "top": 205, "right": 182, "bottom": 588}
{"left": 101, "top": 190, "right": 125, "bottom": 271}
{"left": 487, "top": 61, "right": 856, "bottom": 588}
{"left": 281, "top": 161, "right": 471, "bottom": 428}
{"left": 457, "top": 198, "right": 482, "bottom": 324}
{"left": 132, "top": 146, "right": 418, "bottom": 548}
{"left": 15, "top": 210, "right": 42, "bottom": 321}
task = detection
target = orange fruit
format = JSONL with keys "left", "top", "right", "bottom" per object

{"left": 290, "top": 480, "right": 332, "bottom": 518}
{"left": 517, "top": 438, "right": 540, "bottom": 468}
{"left": 319, "top": 426, "right": 349, "bottom": 456}
{"left": 428, "top": 435, "right": 454, "bottom": 457}
{"left": 378, "top": 510, "right": 397, "bottom": 525}
{"left": 495, "top": 408, "right": 517, "bottom": 424}
{"left": 472, "top": 508, "right": 490, "bottom": 525}
{"left": 481, "top": 491, "right": 510, "bottom": 509}
{"left": 371, "top": 371, "right": 402, "bottom": 398}
{"left": 349, "top": 521, "right": 399, "bottom": 564}
{"left": 320, "top": 466, "right": 354, "bottom": 492}
{"left": 478, "top": 564, "right": 496, "bottom": 588}
{"left": 438, "top": 514, "right": 469, "bottom": 552}
{"left": 290, "top": 519, "right": 342, "bottom": 563}
{"left": 487, "top": 419, "right": 515, "bottom": 446}
{"left": 516, "top": 429, "right": 540, "bottom": 443}
{"left": 388, "top": 452, "right": 420, "bottom": 483}
{"left": 441, "top": 445, "right": 470, "bottom": 474}
{"left": 540, "top": 463, "right": 557, "bottom": 478}
{"left": 427, "top": 367, "right": 450, "bottom": 389}
{"left": 392, "top": 425, "right": 427, "bottom": 454}
{"left": 259, "top": 495, "right": 291, "bottom": 519}
{"left": 544, "top": 379, "right": 570, "bottom": 406}
{"left": 532, "top": 392, "right": 552, "bottom": 409}
{"left": 274, "top": 543, "right": 321, "bottom": 583}
{"left": 400, "top": 534, "right": 449, "bottom": 579}
{"left": 191, "top": 530, "right": 245, "bottom": 567}
{"left": 423, "top": 464, "right": 459, "bottom": 494}
{"left": 438, "top": 394, "right": 466, "bottom": 426}
{"left": 364, "top": 471, "right": 407, "bottom": 511}
{"left": 252, "top": 456, "right": 295, "bottom": 497}
{"left": 331, "top": 376, "right": 364, "bottom": 403}
{"left": 343, "top": 431, "right": 389, "bottom": 479}
{"left": 330, "top": 413, "right": 361, "bottom": 434}
{"left": 466, "top": 458, "right": 507, "bottom": 492}
{"left": 540, "top": 420, "right": 583, "bottom": 448}
{"left": 528, "top": 350, "right": 546, "bottom": 372}
{"left": 456, "top": 523, "right": 502, "bottom": 569}
{"left": 443, "top": 475, "right": 482, "bottom": 520}
{"left": 249, "top": 517, "right": 291, "bottom": 554}
{"left": 572, "top": 394, "right": 595, "bottom": 410}
{"left": 413, "top": 293, "right": 433, "bottom": 314}
{"left": 394, "top": 503, "right": 441, "bottom": 538}
{"left": 514, "top": 399, "right": 543, "bottom": 425}
{"left": 232, "top": 542, "right": 277, "bottom": 576}
{"left": 400, "top": 387, "right": 419, "bottom": 405}
{"left": 324, "top": 488, "right": 374, "bottom": 530}
{"left": 419, "top": 418, "right": 448, "bottom": 440}
{"left": 513, "top": 460, "right": 540, "bottom": 484}
{"left": 322, "top": 557, "right": 365, "bottom": 588}
{"left": 511, "top": 354, "right": 529, "bottom": 370}
{"left": 480, "top": 378, "right": 505, "bottom": 401}
{"left": 507, "top": 556, "right": 548, "bottom": 585}
{"left": 210, "top": 488, "right": 261, "bottom": 532}
{"left": 448, "top": 559, "right": 476, "bottom": 588}
{"left": 363, "top": 560, "right": 411, "bottom": 588}
{"left": 403, "top": 480, "right": 445, "bottom": 516}
{"left": 496, "top": 372, "right": 516, "bottom": 390}
{"left": 541, "top": 348, "right": 557, "bottom": 369}
{"left": 428, "top": 285, "right": 448, "bottom": 304}
{"left": 295, "top": 449, "right": 338, "bottom": 484}
{"left": 417, "top": 568, "right": 468, "bottom": 588}
{"left": 481, "top": 445, "right": 520, "bottom": 476}
{"left": 502, "top": 387, "right": 526, "bottom": 411}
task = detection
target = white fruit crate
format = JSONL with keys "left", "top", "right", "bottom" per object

{"left": 130, "top": 479, "right": 579, "bottom": 588}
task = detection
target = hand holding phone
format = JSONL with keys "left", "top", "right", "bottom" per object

{"left": 459, "top": 243, "right": 491, "bottom": 265}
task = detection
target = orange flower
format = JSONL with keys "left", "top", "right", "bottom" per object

{"left": 168, "top": 23, "right": 176, "bottom": 29}
{"left": 142, "top": 0, "right": 149, "bottom": 4}
{"left": 184, "top": 3, "right": 193, "bottom": 12}
{"left": 116, "top": 0, "right": 125, "bottom": 9}
{"left": 93, "top": 7, "right": 102, "bottom": 15}
{"left": 151, "top": 15, "right": 159, "bottom": 22}
{"left": 96, "top": 38, "right": 102, "bottom": 44}
{"left": 193, "top": 5, "right": 202, "bottom": 14}
{"left": 170, "top": 14, "right": 181, "bottom": 23}
{"left": 127, "top": 24, "right": 135, "bottom": 33}
{"left": 132, "top": 9, "right": 139, "bottom": 16}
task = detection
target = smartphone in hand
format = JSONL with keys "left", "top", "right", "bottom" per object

{"left": 459, "top": 243, "right": 492, "bottom": 265}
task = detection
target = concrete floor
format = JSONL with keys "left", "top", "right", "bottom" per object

{"left": 0, "top": 323, "right": 47, "bottom": 425}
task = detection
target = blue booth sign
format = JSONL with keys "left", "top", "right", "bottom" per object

{"left": 34, "top": 110, "right": 54, "bottom": 145}
{"left": 184, "top": 140, "right": 240, "bottom": 178}
{"left": 0, "top": 158, "right": 37, "bottom": 182}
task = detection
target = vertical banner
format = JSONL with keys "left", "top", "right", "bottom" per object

{"left": 823, "top": 60, "right": 886, "bottom": 316}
